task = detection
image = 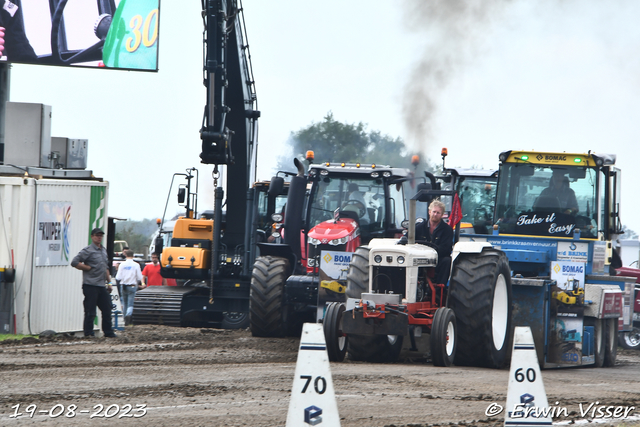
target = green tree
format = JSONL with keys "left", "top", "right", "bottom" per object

{"left": 279, "top": 112, "right": 438, "bottom": 174}
{"left": 622, "top": 225, "right": 638, "bottom": 239}
{"left": 286, "top": 112, "right": 369, "bottom": 165}
{"left": 114, "top": 219, "right": 159, "bottom": 256}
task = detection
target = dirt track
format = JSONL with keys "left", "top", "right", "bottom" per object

{"left": 1, "top": 324, "right": 639, "bottom": 426}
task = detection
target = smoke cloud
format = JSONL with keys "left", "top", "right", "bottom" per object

{"left": 402, "top": 0, "right": 513, "bottom": 155}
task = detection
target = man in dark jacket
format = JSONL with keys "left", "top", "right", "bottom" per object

{"left": 71, "top": 228, "right": 117, "bottom": 338}
{"left": 0, "top": 0, "right": 38, "bottom": 63}
{"left": 416, "top": 199, "right": 454, "bottom": 284}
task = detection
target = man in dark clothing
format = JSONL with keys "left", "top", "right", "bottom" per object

{"left": 71, "top": 228, "right": 117, "bottom": 338}
{"left": 0, "top": 0, "right": 38, "bottom": 63}
{"left": 536, "top": 169, "right": 579, "bottom": 215}
{"left": 415, "top": 199, "right": 454, "bottom": 284}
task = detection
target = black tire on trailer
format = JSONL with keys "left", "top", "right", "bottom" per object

{"left": 448, "top": 249, "right": 512, "bottom": 369}
{"left": 249, "top": 256, "right": 290, "bottom": 337}
{"left": 347, "top": 333, "right": 404, "bottom": 363}
{"left": 430, "top": 307, "right": 457, "bottom": 367}
{"left": 346, "top": 246, "right": 370, "bottom": 298}
{"left": 221, "top": 311, "right": 250, "bottom": 329}
{"left": 619, "top": 326, "right": 640, "bottom": 350}
{"left": 604, "top": 318, "right": 618, "bottom": 367}
{"left": 324, "top": 302, "right": 348, "bottom": 362}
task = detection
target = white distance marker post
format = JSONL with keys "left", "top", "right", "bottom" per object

{"left": 110, "top": 286, "right": 124, "bottom": 331}
{"left": 286, "top": 323, "right": 341, "bottom": 427}
{"left": 504, "top": 326, "right": 551, "bottom": 427}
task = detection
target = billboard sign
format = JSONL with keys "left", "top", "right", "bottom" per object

{"left": 0, "top": 0, "right": 159, "bottom": 71}
{"left": 36, "top": 201, "right": 72, "bottom": 266}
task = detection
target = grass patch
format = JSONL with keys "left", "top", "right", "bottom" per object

{"left": 0, "top": 334, "right": 36, "bottom": 342}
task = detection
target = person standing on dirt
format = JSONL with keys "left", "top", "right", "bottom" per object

{"left": 114, "top": 245, "right": 129, "bottom": 298}
{"left": 116, "top": 249, "right": 143, "bottom": 326}
{"left": 71, "top": 228, "right": 117, "bottom": 338}
{"left": 142, "top": 252, "right": 167, "bottom": 287}
{"left": 416, "top": 199, "right": 453, "bottom": 285}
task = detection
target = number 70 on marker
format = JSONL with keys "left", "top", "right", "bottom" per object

{"left": 300, "top": 375, "right": 328, "bottom": 394}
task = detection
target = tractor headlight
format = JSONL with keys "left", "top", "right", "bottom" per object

{"left": 374, "top": 255, "right": 382, "bottom": 263}
{"left": 308, "top": 237, "right": 322, "bottom": 246}
{"left": 328, "top": 236, "right": 348, "bottom": 246}
{"left": 271, "top": 213, "right": 283, "bottom": 222}
{"left": 397, "top": 256, "right": 405, "bottom": 264}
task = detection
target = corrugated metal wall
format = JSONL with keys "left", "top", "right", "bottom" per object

{"left": 0, "top": 177, "right": 109, "bottom": 335}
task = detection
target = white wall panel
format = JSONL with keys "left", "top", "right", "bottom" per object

{"left": 0, "top": 177, "right": 109, "bottom": 335}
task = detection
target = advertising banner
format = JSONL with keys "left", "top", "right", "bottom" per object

{"left": 548, "top": 261, "right": 585, "bottom": 365}
{"left": 1, "top": 0, "right": 159, "bottom": 71}
{"left": 316, "top": 250, "right": 352, "bottom": 321}
{"left": 36, "top": 201, "right": 71, "bottom": 266}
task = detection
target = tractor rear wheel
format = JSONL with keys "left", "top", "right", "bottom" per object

{"left": 249, "top": 256, "right": 290, "bottom": 337}
{"left": 324, "top": 302, "right": 348, "bottom": 362}
{"left": 604, "top": 318, "right": 618, "bottom": 367}
{"left": 347, "top": 333, "right": 403, "bottom": 363}
{"left": 346, "top": 246, "right": 370, "bottom": 298}
{"left": 448, "top": 249, "right": 512, "bottom": 368}
{"left": 430, "top": 307, "right": 457, "bottom": 367}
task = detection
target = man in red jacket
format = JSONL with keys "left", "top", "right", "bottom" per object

{"left": 142, "top": 253, "right": 167, "bottom": 286}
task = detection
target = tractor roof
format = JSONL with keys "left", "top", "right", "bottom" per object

{"left": 439, "top": 168, "right": 498, "bottom": 178}
{"left": 308, "top": 162, "right": 410, "bottom": 180}
{"left": 499, "top": 150, "right": 616, "bottom": 167}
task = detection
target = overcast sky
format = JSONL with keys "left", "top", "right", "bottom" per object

{"left": 8, "top": 0, "right": 640, "bottom": 234}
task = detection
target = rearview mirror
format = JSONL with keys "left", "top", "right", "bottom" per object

{"left": 268, "top": 176, "right": 285, "bottom": 198}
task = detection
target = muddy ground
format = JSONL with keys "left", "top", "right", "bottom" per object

{"left": 1, "top": 324, "right": 640, "bottom": 426}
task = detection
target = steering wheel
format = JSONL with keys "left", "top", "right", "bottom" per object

{"left": 311, "top": 207, "right": 333, "bottom": 222}
{"left": 342, "top": 200, "right": 366, "bottom": 217}
{"left": 50, "top": 0, "right": 109, "bottom": 65}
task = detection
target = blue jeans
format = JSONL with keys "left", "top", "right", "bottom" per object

{"left": 122, "top": 285, "right": 137, "bottom": 317}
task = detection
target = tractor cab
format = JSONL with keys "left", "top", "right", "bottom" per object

{"left": 494, "top": 155, "right": 620, "bottom": 239}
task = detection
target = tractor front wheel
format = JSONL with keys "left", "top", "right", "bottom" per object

{"left": 249, "top": 256, "right": 290, "bottom": 337}
{"left": 323, "top": 302, "right": 348, "bottom": 362}
{"left": 430, "top": 307, "right": 456, "bottom": 367}
{"left": 448, "top": 249, "right": 512, "bottom": 368}
{"left": 346, "top": 246, "right": 370, "bottom": 298}
{"left": 347, "top": 333, "right": 403, "bottom": 363}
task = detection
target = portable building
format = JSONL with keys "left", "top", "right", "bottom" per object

{"left": 0, "top": 174, "right": 108, "bottom": 335}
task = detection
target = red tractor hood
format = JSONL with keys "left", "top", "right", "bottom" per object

{"left": 308, "top": 218, "right": 358, "bottom": 244}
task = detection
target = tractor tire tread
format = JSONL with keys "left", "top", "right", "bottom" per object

{"left": 448, "top": 249, "right": 512, "bottom": 368}
{"left": 249, "top": 256, "right": 290, "bottom": 337}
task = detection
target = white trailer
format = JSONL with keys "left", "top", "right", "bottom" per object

{"left": 0, "top": 174, "right": 109, "bottom": 335}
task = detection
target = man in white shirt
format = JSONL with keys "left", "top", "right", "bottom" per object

{"left": 115, "top": 249, "right": 143, "bottom": 325}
